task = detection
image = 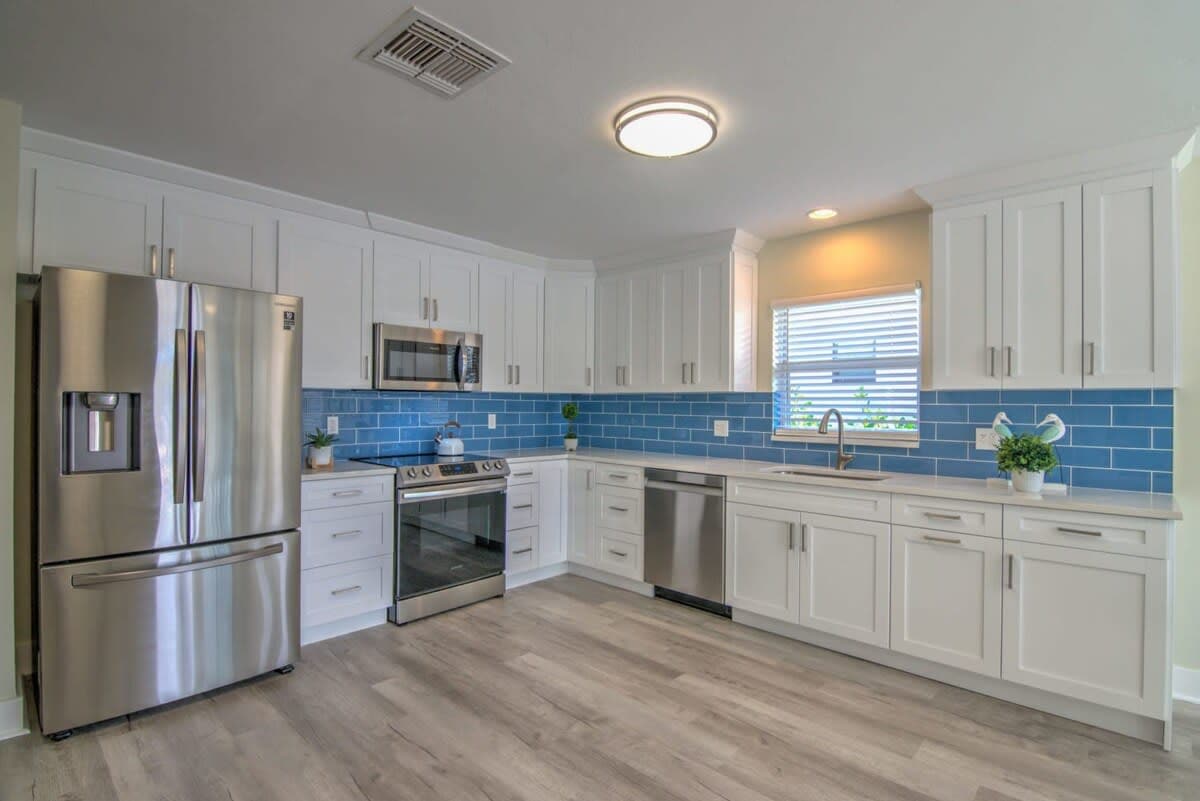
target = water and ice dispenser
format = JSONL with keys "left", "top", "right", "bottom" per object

{"left": 63, "top": 391, "right": 139, "bottom": 473}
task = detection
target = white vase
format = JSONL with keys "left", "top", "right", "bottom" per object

{"left": 563, "top": 437, "right": 578, "bottom": 452}
{"left": 1011, "top": 469, "right": 1045, "bottom": 494}
{"left": 308, "top": 445, "right": 333, "bottom": 467}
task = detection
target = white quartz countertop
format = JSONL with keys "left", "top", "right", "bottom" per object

{"left": 484, "top": 447, "right": 1182, "bottom": 521}
{"left": 301, "top": 460, "right": 396, "bottom": 481}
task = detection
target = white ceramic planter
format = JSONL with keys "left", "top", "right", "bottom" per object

{"left": 308, "top": 445, "right": 333, "bottom": 467}
{"left": 564, "top": 437, "right": 579, "bottom": 452}
{"left": 1011, "top": 469, "right": 1045, "bottom": 494}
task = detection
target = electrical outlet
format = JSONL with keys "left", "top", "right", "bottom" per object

{"left": 326, "top": 415, "right": 339, "bottom": 435}
{"left": 713, "top": 419, "right": 730, "bottom": 438}
{"left": 488, "top": 413, "right": 497, "bottom": 430}
{"left": 975, "top": 427, "right": 1000, "bottom": 451}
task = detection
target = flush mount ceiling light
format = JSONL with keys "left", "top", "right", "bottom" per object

{"left": 808, "top": 207, "right": 839, "bottom": 220}
{"left": 614, "top": 97, "right": 718, "bottom": 158}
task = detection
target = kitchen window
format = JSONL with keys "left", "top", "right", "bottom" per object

{"left": 772, "top": 283, "right": 921, "bottom": 447}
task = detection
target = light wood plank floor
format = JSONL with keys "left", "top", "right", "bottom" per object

{"left": 3, "top": 574, "right": 1199, "bottom": 800}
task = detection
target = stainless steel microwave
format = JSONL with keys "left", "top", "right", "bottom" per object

{"left": 373, "top": 324, "right": 482, "bottom": 392}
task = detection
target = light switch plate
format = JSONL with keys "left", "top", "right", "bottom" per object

{"left": 714, "top": 420, "right": 730, "bottom": 437}
{"left": 488, "top": 413, "right": 497, "bottom": 430}
{"left": 326, "top": 415, "right": 339, "bottom": 435}
{"left": 975, "top": 428, "right": 999, "bottom": 451}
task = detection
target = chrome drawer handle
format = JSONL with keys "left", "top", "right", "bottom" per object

{"left": 608, "top": 505, "right": 629, "bottom": 512}
{"left": 608, "top": 473, "right": 629, "bottom": 480}
{"left": 332, "top": 490, "right": 364, "bottom": 498}
{"left": 512, "top": 503, "right": 533, "bottom": 510}
{"left": 331, "top": 530, "right": 361, "bottom": 539}
{"left": 513, "top": 471, "right": 534, "bottom": 477}
{"left": 922, "top": 534, "right": 962, "bottom": 545}
{"left": 1057, "top": 526, "right": 1103, "bottom": 537}
{"left": 608, "top": 549, "right": 628, "bottom": 558}
{"left": 512, "top": 547, "right": 533, "bottom": 555}
{"left": 923, "top": 512, "right": 963, "bottom": 521}
{"left": 331, "top": 585, "right": 362, "bottom": 596}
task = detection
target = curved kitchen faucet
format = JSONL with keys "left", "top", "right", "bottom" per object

{"left": 818, "top": 408, "right": 855, "bottom": 471}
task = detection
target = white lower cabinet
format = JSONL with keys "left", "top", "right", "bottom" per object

{"left": 506, "top": 459, "right": 566, "bottom": 575}
{"left": 567, "top": 461, "right": 596, "bottom": 566}
{"left": 596, "top": 529, "right": 643, "bottom": 580}
{"left": 890, "top": 526, "right": 1002, "bottom": 676}
{"left": 726, "top": 503, "right": 801, "bottom": 623}
{"left": 1001, "top": 539, "right": 1168, "bottom": 716}
{"left": 579, "top": 462, "right": 645, "bottom": 582}
{"left": 798, "top": 513, "right": 890, "bottom": 647}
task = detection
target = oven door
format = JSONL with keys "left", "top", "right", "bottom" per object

{"left": 395, "top": 479, "right": 506, "bottom": 601}
{"left": 373, "top": 324, "right": 482, "bottom": 391}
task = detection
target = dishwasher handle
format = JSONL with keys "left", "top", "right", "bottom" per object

{"left": 645, "top": 479, "right": 725, "bottom": 498}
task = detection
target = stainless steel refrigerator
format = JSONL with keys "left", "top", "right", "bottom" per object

{"left": 34, "top": 265, "right": 303, "bottom": 736}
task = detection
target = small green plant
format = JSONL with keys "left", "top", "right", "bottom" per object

{"left": 996, "top": 433, "right": 1058, "bottom": 474}
{"left": 304, "top": 427, "right": 337, "bottom": 448}
{"left": 561, "top": 402, "right": 579, "bottom": 439}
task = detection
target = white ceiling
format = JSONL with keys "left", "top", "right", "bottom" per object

{"left": 2, "top": 1, "right": 1197, "bottom": 259}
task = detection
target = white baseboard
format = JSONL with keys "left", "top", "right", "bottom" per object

{"left": 1174, "top": 666, "right": 1200, "bottom": 704}
{"left": 567, "top": 563, "right": 655, "bottom": 597}
{"left": 506, "top": 562, "right": 569, "bottom": 589}
{"left": 301, "top": 609, "right": 388, "bottom": 646}
{"left": 0, "top": 691, "right": 28, "bottom": 742}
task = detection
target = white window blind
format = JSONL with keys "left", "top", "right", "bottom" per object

{"left": 772, "top": 284, "right": 921, "bottom": 445}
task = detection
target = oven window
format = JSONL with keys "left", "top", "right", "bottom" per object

{"left": 383, "top": 340, "right": 458, "bottom": 384}
{"left": 397, "top": 490, "right": 505, "bottom": 600}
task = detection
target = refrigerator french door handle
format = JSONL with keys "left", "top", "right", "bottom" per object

{"left": 192, "top": 330, "right": 207, "bottom": 503}
{"left": 173, "top": 329, "right": 188, "bottom": 504}
{"left": 70, "top": 543, "right": 284, "bottom": 587}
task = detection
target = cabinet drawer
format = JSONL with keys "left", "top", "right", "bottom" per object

{"left": 507, "top": 463, "right": 540, "bottom": 485}
{"left": 300, "top": 502, "right": 393, "bottom": 569}
{"left": 727, "top": 478, "right": 889, "bottom": 522}
{"left": 1004, "top": 506, "right": 1170, "bottom": 559}
{"left": 597, "top": 529, "right": 643, "bottom": 581}
{"left": 507, "top": 528, "right": 538, "bottom": 574}
{"left": 596, "top": 464, "right": 643, "bottom": 489}
{"left": 892, "top": 494, "right": 1001, "bottom": 539}
{"left": 506, "top": 484, "right": 539, "bottom": 529}
{"left": 301, "top": 475, "right": 392, "bottom": 511}
{"left": 595, "top": 484, "right": 643, "bottom": 535}
{"left": 301, "top": 555, "right": 391, "bottom": 628}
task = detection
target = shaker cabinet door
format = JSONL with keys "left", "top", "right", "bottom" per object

{"left": 725, "top": 502, "right": 801, "bottom": 623}
{"left": 162, "top": 188, "right": 276, "bottom": 291}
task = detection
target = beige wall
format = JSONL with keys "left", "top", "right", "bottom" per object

{"left": 1175, "top": 161, "right": 1199, "bottom": 671}
{"left": 755, "top": 210, "right": 932, "bottom": 391}
{"left": 0, "top": 98, "right": 21, "bottom": 706}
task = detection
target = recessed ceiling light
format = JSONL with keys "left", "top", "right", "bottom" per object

{"left": 614, "top": 97, "right": 717, "bottom": 158}
{"left": 808, "top": 208, "right": 838, "bottom": 220}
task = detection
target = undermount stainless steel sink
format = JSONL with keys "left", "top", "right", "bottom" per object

{"left": 759, "top": 465, "right": 892, "bottom": 481}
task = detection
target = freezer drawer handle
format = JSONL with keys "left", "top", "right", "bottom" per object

{"left": 71, "top": 543, "right": 284, "bottom": 588}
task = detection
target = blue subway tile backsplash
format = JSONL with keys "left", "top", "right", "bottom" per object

{"left": 302, "top": 387, "right": 1174, "bottom": 494}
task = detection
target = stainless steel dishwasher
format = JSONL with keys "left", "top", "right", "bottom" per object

{"left": 643, "top": 468, "right": 729, "bottom": 616}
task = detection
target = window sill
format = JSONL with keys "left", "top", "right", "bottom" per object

{"left": 771, "top": 431, "right": 918, "bottom": 450}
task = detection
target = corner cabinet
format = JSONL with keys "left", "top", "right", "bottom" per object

{"left": 929, "top": 155, "right": 1183, "bottom": 389}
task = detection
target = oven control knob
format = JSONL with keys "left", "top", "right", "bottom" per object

{"left": 482, "top": 462, "right": 491, "bottom": 471}
{"left": 406, "top": 468, "right": 417, "bottom": 478}
{"left": 422, "top": 466, "right": 432, "bottom": 477}
{"left": 494, "top": 461, "right": 505, "bottom": 470}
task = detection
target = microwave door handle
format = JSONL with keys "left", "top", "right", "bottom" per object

{"left": 455, "top": 338, "right": 466, "bottom": 390}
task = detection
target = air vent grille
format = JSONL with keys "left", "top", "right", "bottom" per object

{"left": 358, "top": 9, "right": 509, "bottom": 97}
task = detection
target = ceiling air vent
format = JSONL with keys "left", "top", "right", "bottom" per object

{"left": 357, "top": 8, "right": 510, "bottom": 97}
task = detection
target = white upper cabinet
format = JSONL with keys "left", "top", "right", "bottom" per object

{"left": 544, "top": 273, "right": 595, "bottom": 393}
{"left": 478, "top": 260, "right": 543, "bottom": 391}
{"left": 648, "top": 255, "right": 730, "bottom": 391}
{"left": 372, "top": 235, "right": 427, "bottom": 326}
{"left": 427, "top": 246, "right": 479, "bottom": 332}
{"left": 162, "top": 188, "right": 276, "bottom": 291}
{"left": 1001, "top": 186, "right": 1083, "bottom": 388}
{"left": 510, "top": 269, "right": 543, "bottom": 391}
{"left": 931, "top": 201, "right": 1003, "bottom": 388}
{"left": 278, "top": 218, "right": 374, "bottom": 389}
{"left": 478, "top": 266, "right": 511, "bottom": 391}
{"left": 594, "top": 272, "right": 651, "bottom": 393}
{"left": 1082, "top": 170, "right": 1175, "bottom": 387}
{"left": 33, "top": 160, "right": 164, "bottom": 277}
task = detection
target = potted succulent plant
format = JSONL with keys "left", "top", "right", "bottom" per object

{"left": 304, "top": 427, "right": 337, "bottom": 468}
{"left": 561, "top": 402, "right": 579, "bottom": 452}
{"left": 996, "top": 433, "right": 1058, "bottom": 494}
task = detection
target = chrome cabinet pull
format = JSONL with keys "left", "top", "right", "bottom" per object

{"left": 167, "top": 247, "right": 176, "bottom": 278}
{"left": 608, "top": 505, "right": 629, "bottom": 513}
{"left": 1005, "top": 346, "right": 1014, "bottom": 377}
{"left": 515, "top": 365, "right": 521, "bottom": 385}
{"left": 433, "top": 298, "right": 439, "bottom": 321}
{"left": 512, "top": 503, "right": 534, "bottom": 510}
{"left": 512, "top": 547, "right": 533, "bottom": 555}
{"left": 922, "top": 534, "right": 962, "bottom": 545}
{"left": 1057, "top": 526, "right": 1103, "bottom": 537}
{"left": 173, "top": 329, "right": 188, "bottom": 504}
{"left": 923, "top": 512, "right": 963, "bottom": 521}
{"left": 422, "top": 297, "right": 429, "bottom": 320}
{"left": 608, "top": 473, "right": 628, "bottom": 481}
{"left": 586, "top": 469, "right": 593, "bottom": 490}
{"left": 1007, "top": 554, "right": 1015, "bottom": 589}
{"left": 988, "top": 346, "right": 997, "bottom": 377}
{"left": 585, "top": 366, "right": 592, "bottom": 387}
{"left": 507, "top": 364, "right": 513, "bottom": 385}
{"left": 801, "top": 523, "right": 809, "bottom": 553}
{"left": 330, "top": 585, "right": 362, "bottom": 596}
{"left": 691, "top": 362, "right": 696, "bottom": 384}
{"left": 192, "top": 330, "right": 207, "bottom": 502}
{"left": 1087, "top": 342, "right": 1097, "bottom": 376}
{"left": 332, "top": 489, "right": 364, "bottom": 498}
{"left": 150, "top": 244, "right": 160, "bottom": 276}
{"left": 608, "top": 549, "right": 628, "bottom": 558}
{"left": 682, "top": 362, "right": 688, "bottom": 383}
{"left": 787, "top": 523, "right": 795, "bottom": 551}
{"left": 363, "top": 355, "right": 369, "bottom": 379}
{"left": 513, "top": 471, "right": 534, "bottom": 477}
{"left": 331, "top": 530, "right": 361, "bottom": 539}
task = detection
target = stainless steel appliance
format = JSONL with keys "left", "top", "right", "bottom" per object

{"left": 644, "top": 468, "right": 729, "bottom": 615}
{"left": 35, "top": 266, "right": 302, "bottom": 738}
{"left": 373, "top": 323, "right": 482, "bottom": 391}
{"left": 355, "top": 453, "right": 508, "bottom": 623}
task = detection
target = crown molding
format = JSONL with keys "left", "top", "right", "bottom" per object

{"left": 594, "top": 227, "right": 764, "bottom": 272}
{"left": 914, "top": 127, "right": 1198, "bottom": 208}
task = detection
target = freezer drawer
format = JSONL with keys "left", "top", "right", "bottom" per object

{"left": 37, "top": 531, "right": 299, "bottom": 735}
